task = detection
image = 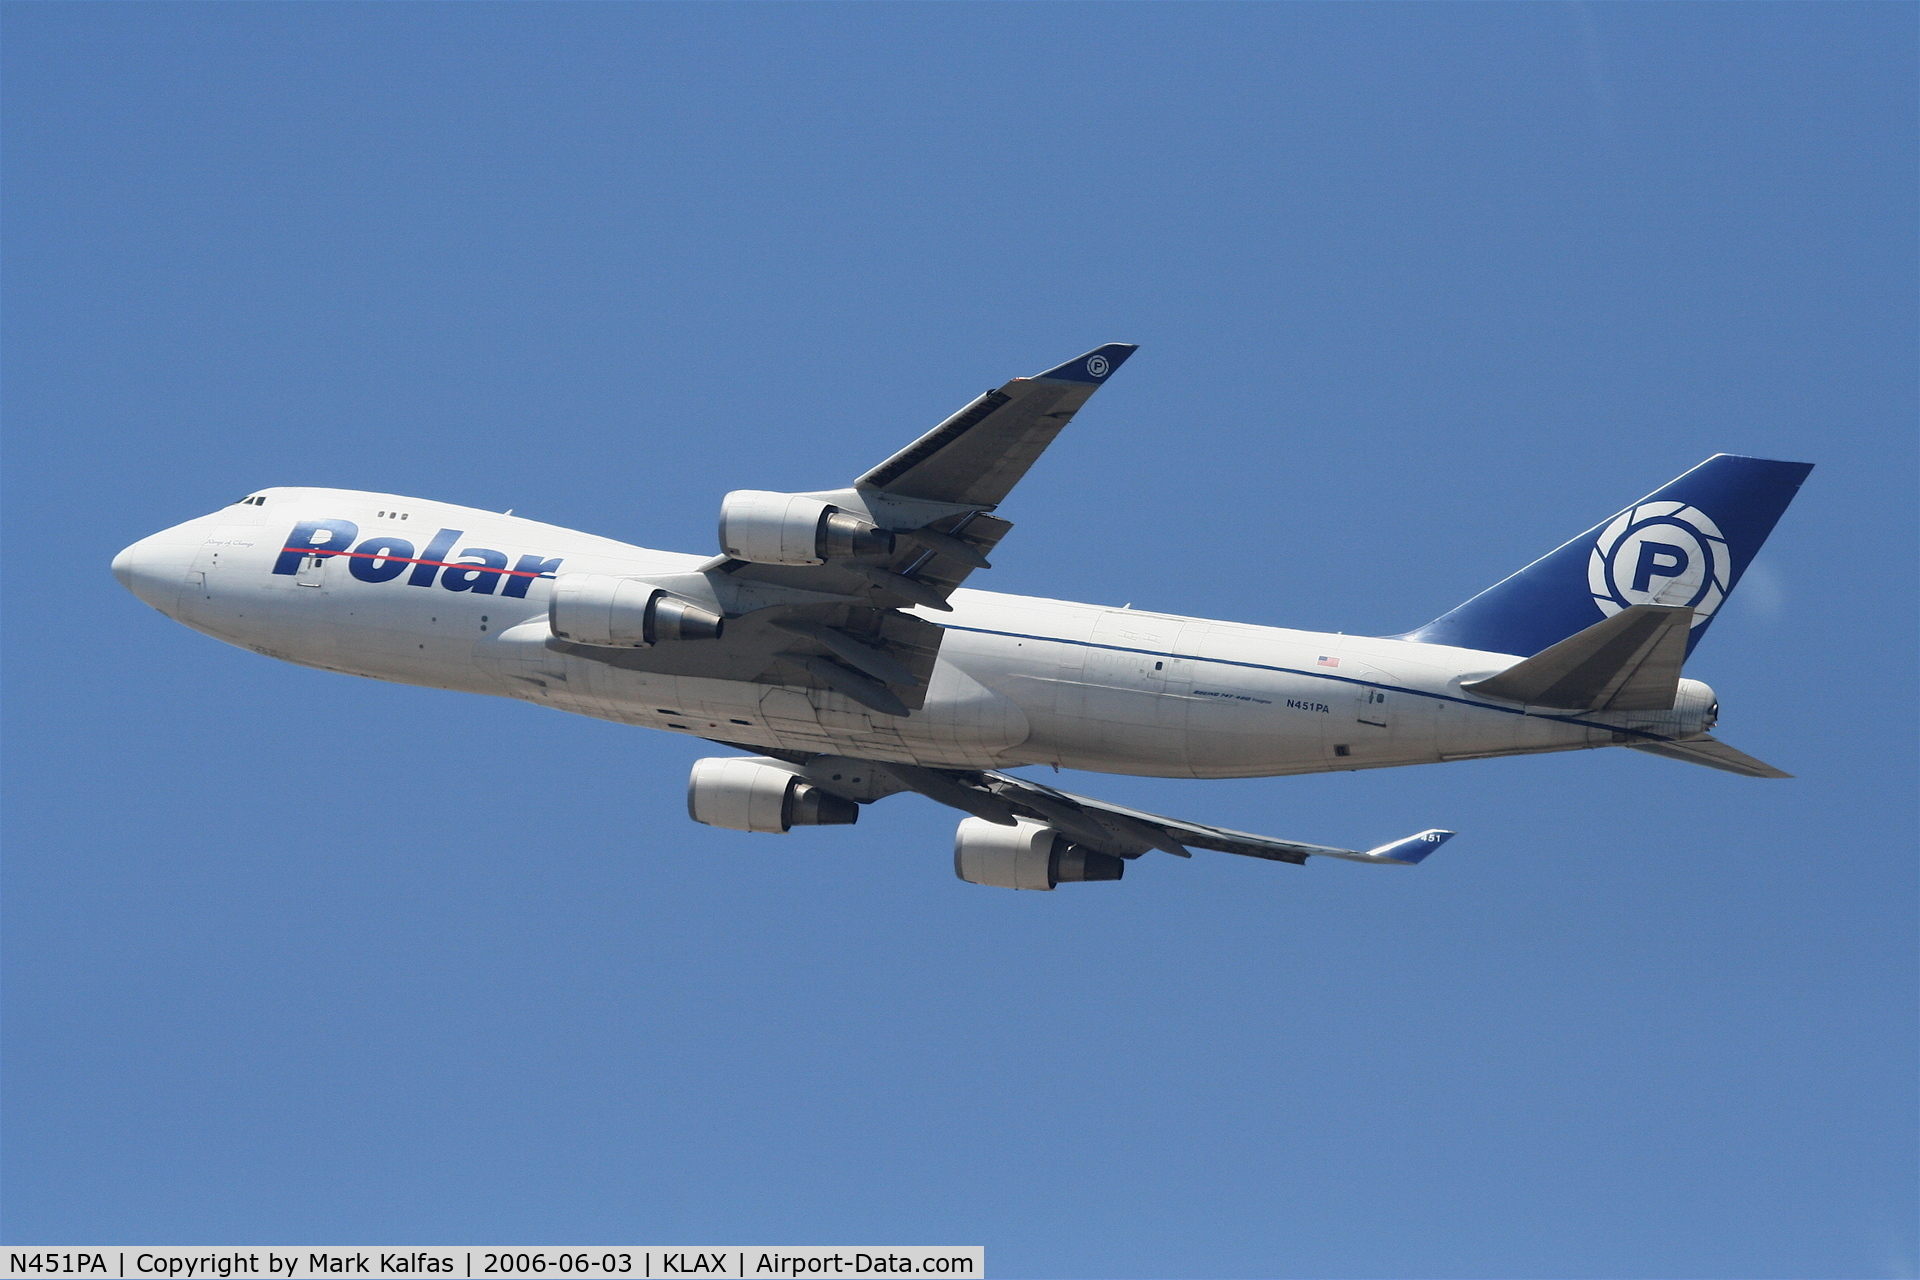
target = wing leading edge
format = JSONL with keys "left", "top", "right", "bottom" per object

{"left": 857, "top": 343, "right": 1139, "bottom": 507}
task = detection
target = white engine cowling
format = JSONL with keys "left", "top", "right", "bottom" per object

{"left": 953, "top": 817, "right": 1126, "bottom": 890}
{"left": 687, "top": 757, "right": 860, "bottom": 833}
{"left": 548, "top": 574, "right": 724, "bottom": 647}
{"left": 718, "top": 490, "right": 894, "bottom": 565}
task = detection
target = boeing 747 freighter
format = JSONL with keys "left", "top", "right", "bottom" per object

{"left": 113, "top": 345, "right": 1811, "bottom": 889}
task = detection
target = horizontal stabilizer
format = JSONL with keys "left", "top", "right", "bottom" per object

{"left": 1628, "top": 735, "right": 1792, "bottom": 778}
{"left": 1463, "top": 604, "right": 1690, "bottom": 711}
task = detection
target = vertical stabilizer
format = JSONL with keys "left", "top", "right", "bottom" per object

{"left": 1405, "top": 454, "right": 1812, "bottom": 658}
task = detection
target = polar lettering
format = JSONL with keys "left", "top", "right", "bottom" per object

{"left": 273, "top": 519, "right": 360, "bottom": 576}
{"left": 440, "top": 547, "right": 509, "bottom": 594}
{"left": 408, "top": 528, "right": 464, "bottom": 587}
{"left": 347, "top": 536, "right": 416, "bottom": 584}
{"left": 502, "top": 554, "right": 565, "bottom": 599}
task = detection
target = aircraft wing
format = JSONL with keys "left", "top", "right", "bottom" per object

{"left": 554, "top": 345, "right": 1138, "bottom": 715}
{"left": 854, "top": 343, "right": 1141, "bottom": 507}
{"left": 870, "top": 763, "right": 1455, "bottom": 866}
{"left": 707, "top": 341, "right": 1139, "bottom": 604}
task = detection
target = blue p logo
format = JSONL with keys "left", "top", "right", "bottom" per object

{"left": 1590, "top": 502, "right": 1730, "bottom": 625}
{"left": 1632, "top": 541, "right": 1690, "bottom": 593}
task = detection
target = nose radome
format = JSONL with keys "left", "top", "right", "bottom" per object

{"left": 112, "top": 530, "right": 199, "bottom": 613}
{"left": 111, "top": 542, "right": 137, "bottom": 590}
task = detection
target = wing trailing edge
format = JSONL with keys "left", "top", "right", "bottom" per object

{"left": 859, "top": 764, "right": 1454, "bottom": 868}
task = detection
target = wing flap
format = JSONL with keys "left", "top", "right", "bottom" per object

{"left": 900, "top": 768, "right": 1448, "bottom": 867}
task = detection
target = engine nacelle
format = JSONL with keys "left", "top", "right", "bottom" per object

{"left": 718, "top": 490, "right": 894, "bottom": 566}
{"left": 548, "top": 574, "right": 724, "bottom": 648}
{"left": 953, "top": 817, "right": 1126, "bottom": 890}
{"left": 687, "top": 757, "right": 860, "bottom": 833}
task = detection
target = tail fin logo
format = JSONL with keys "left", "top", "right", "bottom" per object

{"left": 1588, "top": 502, "right": 1730, "bottom": 626}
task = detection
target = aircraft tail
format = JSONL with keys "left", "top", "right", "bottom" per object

{"left": 1404, "top": 454, "right": 1813, "bottom": 658}
{"left": 1628, "top": 735, "right": 1792, "bottom": 779}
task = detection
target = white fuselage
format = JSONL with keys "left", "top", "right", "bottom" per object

{"left": 113, "top": 488, "right": 1718, "bottom": 777}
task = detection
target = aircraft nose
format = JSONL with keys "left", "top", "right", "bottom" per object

{"left": 112, "top": 531, "right": 196, "bottom": 613}
{"left": 111, "top": 543, "right": 135, "bottom": 590}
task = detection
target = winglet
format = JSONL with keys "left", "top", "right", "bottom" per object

{"left": 1033, "top": 343, "right": 1138, "bottom": 385}
{"left": 1359, "top": 829, "right": 1457, "bottom": 865}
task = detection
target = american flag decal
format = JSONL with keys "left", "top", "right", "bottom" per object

{"left": 1317, "top": 655, "right": 1340, "bottom": 668}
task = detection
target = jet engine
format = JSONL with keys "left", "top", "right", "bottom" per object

{"left": 718, "top": 490, "right": 894, "bottom": 565}
{"left": 687, "top": 757, "right": 860, "bottom": 833}
{"left": 953, "top": 816, "right": 1125, "bottom": 890}
{"left": 548, "top": 573, "right": 724, "bottom": 647}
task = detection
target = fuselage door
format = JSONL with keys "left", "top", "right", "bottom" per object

{"left": 1356, "top": 673, "right": 1391, "bottom": 728}
{"left": 294, "top": 552, "right": 330, "bottom": 589}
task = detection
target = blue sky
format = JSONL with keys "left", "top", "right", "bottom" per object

{"left": 3, "top": 4, "right": 1914, "bottom": 1276}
